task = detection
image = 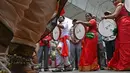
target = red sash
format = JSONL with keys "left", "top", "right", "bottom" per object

{"left": 60, "top": 35, "right": 69, "bottom": 57}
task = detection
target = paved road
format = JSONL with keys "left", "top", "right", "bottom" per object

{"left": 39, "top": 69, "right": 130, "bottom": 73}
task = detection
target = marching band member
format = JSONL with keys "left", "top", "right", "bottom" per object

{"left": 77, "top": 13, "right": 99, "bottom": 71}
{"left": 102, "top": 0, "right": 130, "bottom": 70}
{"left": 52, "top": 16, "right": 72, "bottom": 72}
{"left": 103, "top": 11, "right": 115, "bottom": 62}
{"left": 69, "top": 19, "right": 82, "bottom": 70}
{"left": 97, "top": 33, "right": 107, "bottom": 70}
{"left": 38, "top": 34, "right": 52, "bottom": 71}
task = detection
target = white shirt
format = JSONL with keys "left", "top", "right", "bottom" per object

{"left": 61, "top": 20, "right": 69, "bottom": 37}
{"left": 57, "top": 40, "right": 70, "bottom": 48}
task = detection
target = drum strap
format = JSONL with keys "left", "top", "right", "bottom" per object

{"left": 60, "top": 36, "right": 69, "bottom": 57}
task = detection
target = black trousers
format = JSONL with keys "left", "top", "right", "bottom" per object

{"left": 104, "top": 40, "right": 115, "bottom": 61}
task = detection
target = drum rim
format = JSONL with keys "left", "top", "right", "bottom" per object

{"left": 52, "top": 26, "right": 61, "bottom": 41}
{"left": 125, "top": 0, "right": 130, "bottom": 12}
{"left": 39, "top": 0, "right": 68, "bottom": 41}
{"left": 73, "top": 24, "right": 86, "bottom": 40}
{"left": 102, "top": 35, "right": 116, "bottom": 41}
{"left": 98, "top": 19, "right": 117, "bottom": 37}
{"left": 39, "top": 15, "right": 59, "bottom": 41}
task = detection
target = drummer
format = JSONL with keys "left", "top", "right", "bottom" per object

{"left": 102, "top": 0, "right": 130, "bottom": 70}
{"left": 69, "top": 19, "right": 82, "bottom": 70}
{"left": 52, "top": 16, "right": 72, "bottom": 72}
{"left": 103, "top": 11, "right": 115, "bottom": 62}
{"left": 76, "top": 13, "right": 99, "bottom": 71}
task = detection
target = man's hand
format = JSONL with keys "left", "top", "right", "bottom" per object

{"left": 43, "top": 40, "right": 49, "bottom": 45}
{"left": 56, "top": 47, "right": 61, "bottom": 55}
{"left": 101, "top": 16, "right": 107, "bottom": 20}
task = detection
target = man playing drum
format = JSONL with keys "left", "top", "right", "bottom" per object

{"left": 69, "top": 19, "right": 82, "bottom": 70}
{"left": 52, "top": 16, "right": 72, "bottom": 72}
{"left": 103, "top": 11, "right": 115, "bottom": 62}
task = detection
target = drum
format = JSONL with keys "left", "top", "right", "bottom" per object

{"left": 40, "top": 14, "right": 59, "bottom": 40}
{"left": 125, "top": 0, "right": 130, "bottom": 12}
{"left": 102, "top": 36, "right": 116, "bottom": 41}
{"left": 52, "top": 26, "right": 61, "bottom": 41}
{"left": 40, "top": 0, "right": 67, "bottom": 40}
{"left": 98, "top": 19, "right": 117, "bottom": 41}
{"left": 73, "top": 24, "right": 86, "bottom": 40}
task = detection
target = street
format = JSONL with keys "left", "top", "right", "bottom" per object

{"left": 39, "top": 69, "right": 130, "bottom": 73}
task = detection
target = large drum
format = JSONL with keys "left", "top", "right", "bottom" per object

{"left": 52, "top": 26, "right": 61, "bottom": 41}
{"left": 125, "top": 0, "right": 130, "bottom": 12}
{"left": 40, "top": 0, "right": 68, "bottom": 40}
{"left": 73, "top": 24, "right": 86, "bottom": 40}
{"left": 98, "top": 19, "right": 117, "bottom": 41}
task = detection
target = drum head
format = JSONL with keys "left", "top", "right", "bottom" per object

{"left": 40, "top": 14, "right": 59, "bottom": 41}
{"left": 102, "top": 35, "right": 116, "bottom": 41}
{"left": 98, "top": 19, "right": 117, "bottom": 37}
{"left": 52, "top": 26, "right": 61, "bottom": 41}
{"left": 74, "top": 24, "right": 85, "bottom": 40}
{"left": 125, "top": 0, "right": 130, "bottom": 12}
{"left": 40, "top": 0, "right": 68, "bottom": 41}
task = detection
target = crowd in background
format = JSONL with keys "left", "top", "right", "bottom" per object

{"left": 35, "top": 0, "right": 130, "bottom": 72}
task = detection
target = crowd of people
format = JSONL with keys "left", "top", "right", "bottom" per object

{"left": 0, "top": 0, "right": 130, "bottom": 73}
{"left": 35, "top": 0, "right": 130, "bottom": 72}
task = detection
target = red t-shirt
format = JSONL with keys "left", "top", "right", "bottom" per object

{"left": 39, "top": 35, "right": 52, "bottom": 47}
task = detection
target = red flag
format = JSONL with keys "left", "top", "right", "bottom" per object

{"left": 60, "top": 8, "right": 65, "bottom": 16}
{"left": 56, "top": 3, "right": 65, "bottom": 16}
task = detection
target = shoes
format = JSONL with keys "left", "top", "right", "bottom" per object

{"left": 44, "top": 68, "right": 49, "bottom": 72}
{"left": 100, "top": 67, "right": 109, "bottom": 70}
{"left": 52, "top": 68, "right": 63, "bottom": 72}
{"left": 64, "top": 65, "right": 73, "bottom": 71}
{"left": 73, "top": 68, "right": 78, "bottom": 70}
{"left": 31, "top": 64, "right": 41, "bottom": 70}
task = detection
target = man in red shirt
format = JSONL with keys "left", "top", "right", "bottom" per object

{"left": 38, "top": 34, "right": 52, "bottom": 71}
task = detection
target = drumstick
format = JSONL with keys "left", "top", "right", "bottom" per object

{"left": 56, "top": 47, "right": 61, "bottom": 55}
